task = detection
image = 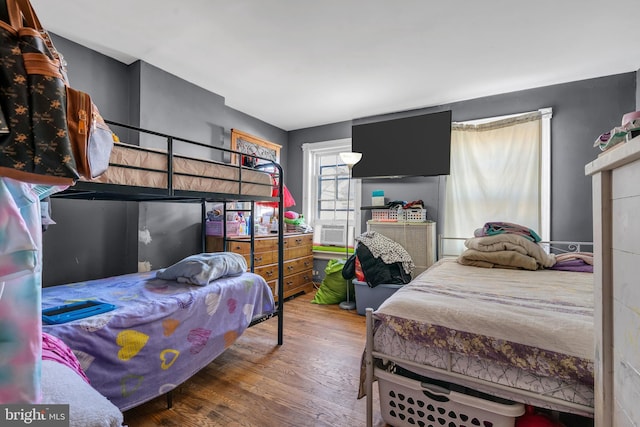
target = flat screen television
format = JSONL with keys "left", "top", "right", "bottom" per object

{"left": 351, "top": 110, "right": 452, "bottom": 179}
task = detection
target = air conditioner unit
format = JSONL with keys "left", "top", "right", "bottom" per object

{"left": 320, "top": 224, "right": 346, "bottom": 246}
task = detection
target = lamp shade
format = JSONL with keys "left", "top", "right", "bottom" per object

{"left": 339, "top": 152, "right": 362, "bottom": 167}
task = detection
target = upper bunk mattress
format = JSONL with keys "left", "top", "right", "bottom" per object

{"left": 90, "top": 142, "right": 274, "bottom": 197}
{"left": 42, "top": 270, "right": 274, "bottom": 411}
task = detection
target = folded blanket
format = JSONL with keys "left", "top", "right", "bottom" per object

{"left": 555, "top": 252, "right": 593, "bottom": 265}
{"left": 551, "top": 252, "right": 594, "bottom": 273}
{"left": 464, "top": 234, "right": 556, "bottom": 268}
{"left": 549, "top": 258, "right": 593, "bottom": 273}
{"left": 457, "top": 248, "right": 539, "bottom": 270}
{"left": 474, "top": 221, "right": 541, "bottom": 242}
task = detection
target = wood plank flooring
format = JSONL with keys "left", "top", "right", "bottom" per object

{"left": 123, "top": 291, "right": 388, "bottom": 427}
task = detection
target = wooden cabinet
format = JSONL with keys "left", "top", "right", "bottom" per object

{"left": 585, "top": 135, "right": 640, "bottom": 427}
{"left": 367, "top": 221, "right": 436, "bottom": 277}
{"left": 206, "top": 233, "right": 314, "bottom": 301}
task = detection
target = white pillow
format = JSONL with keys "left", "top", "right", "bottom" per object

{"left": 41, "top": 360, "right": 123, "bottom": 427}
{"left": 156, "top": 252, "right": 248, "bottom": 286}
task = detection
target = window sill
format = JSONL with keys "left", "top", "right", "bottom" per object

{"left": 312, "top": 246, "right": 353, "bottom": 260}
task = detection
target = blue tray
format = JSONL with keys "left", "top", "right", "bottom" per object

{"left": 42, "top": 300, "right": 116, "bottom": 324}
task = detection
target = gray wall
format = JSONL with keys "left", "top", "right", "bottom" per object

{"left": 43, "top": 35, "right": 287, "bottom": 286}
{"left": 288, "top": 73, "right": 636, "bottom": 244}
{"left": 42, "top": 36, "right": 138, "bottom": 286}
{"left": 42, "top": 32, "right": 636, "bottom": 286}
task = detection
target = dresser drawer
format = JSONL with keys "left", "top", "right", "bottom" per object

{"left": 283, "top": 255, "right": 313, "bottom": 277}
{"left": 266, "top": 274, "right": 313, "bottom": 301}
{"left": 284, "top": 233, "right": 313, "bottom": 249}
{"left": 283, "top": 270, "right": 313, "bottom": 293}
{"left": 254, "top": 237, "right": 278, "bottom": 252}
{"left": 226, "top": 240, "right": 251, "bottom": 254}
{"left": 250, "top": 251, "right": 276, "bottom": 267}
{"left": 225, "top": 236, "right": 278, "bottom": 254}
{"left": 239, "top": 251, "right": 276, "bottom": 268}
{"left": 254, "top": 264, "right": 279, "bottom": 281}
{"left": 285, "top": 245, "right": 312, "bottom": 260}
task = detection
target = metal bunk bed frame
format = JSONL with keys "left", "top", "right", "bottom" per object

{"left": 52, "top": 120, "right": 285, "bottom": 346}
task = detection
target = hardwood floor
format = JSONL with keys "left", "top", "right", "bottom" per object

{"left": 123, "top": 291, "right": 388, "bottom": 427}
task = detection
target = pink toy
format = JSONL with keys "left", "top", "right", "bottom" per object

{"left": 284, "top": 211, "right": 299, "bottom": 219}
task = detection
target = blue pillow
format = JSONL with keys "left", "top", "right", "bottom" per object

{"left": 156, "top": 252, "right": 247, "bottom": 286}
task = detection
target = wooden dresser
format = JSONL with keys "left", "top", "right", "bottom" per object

{"left": 206, "top": 232, "right": 314, "bottom": 301}
{"left": 585, "top": 135, "right": 640, "bottom": 426}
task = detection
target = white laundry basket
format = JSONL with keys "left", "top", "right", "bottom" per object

{"left": 376, "top": 369, "right": 525, "bottom": 427}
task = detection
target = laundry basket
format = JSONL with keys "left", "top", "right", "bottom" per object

{"left": 371, "top": 208, "right": 399, "bottom": 221}
{"left": 376, "top": 369, "right": 525, "bottom": 427}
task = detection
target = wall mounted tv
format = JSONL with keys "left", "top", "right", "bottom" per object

{"left": 351, "top": 110, "right": 452, "bottom": 179}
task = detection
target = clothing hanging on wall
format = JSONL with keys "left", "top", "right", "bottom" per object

{"left": 0, "top": 178, "right": 65, "bottom": 403}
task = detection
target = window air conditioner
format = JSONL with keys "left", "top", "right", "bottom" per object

{"left": 320, "top": 224, "right": 346, "bottom": 246}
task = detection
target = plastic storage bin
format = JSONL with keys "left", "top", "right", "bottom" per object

{"left": 370, "top": 208, "right": 427, "bottom": 222}
{"left": 353, "top": 280, "right": 402, "bottom": 315}
{"left": 205, "top": 220, "right": 240, "bottom": 236}
{"left": 399, "top": 208, "right": 427, "bottom": 222}
{"left": 376, "top": 369, "right": 525, "bottom": 427}
{"left": 371, "top": 209, "right": 399, "bottom": 221}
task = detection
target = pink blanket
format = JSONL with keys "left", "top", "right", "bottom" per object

{"left": 42, "top": 332, "right": 90, "bottom": 384}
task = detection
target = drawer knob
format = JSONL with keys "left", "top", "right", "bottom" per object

{"left": 265, "top": 271, "right": 274, "bottom": 277}
{"left": 255, "top": 256, "right": 262, "bottom": 262}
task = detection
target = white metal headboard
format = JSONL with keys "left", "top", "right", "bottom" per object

{"left": 437, "top": 235, "right": 594, "bottom": 260}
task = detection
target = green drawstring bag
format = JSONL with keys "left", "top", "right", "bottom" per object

{"left": 311, "top": 259, "right": 354, "bottom": 304}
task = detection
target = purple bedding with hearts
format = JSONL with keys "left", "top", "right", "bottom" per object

{"left": 42, "top": 270, "right": 274, "bottom": 410}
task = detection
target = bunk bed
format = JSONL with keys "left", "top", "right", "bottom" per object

{"left": 361, "top": 238, "right": 595, "bottom": 427}
{"left": 42, "top": 121, "right": 285, "bottom": 411}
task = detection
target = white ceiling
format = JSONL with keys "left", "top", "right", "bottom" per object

{"left": 31, "top": 0, "right": 639, "bottom": 131}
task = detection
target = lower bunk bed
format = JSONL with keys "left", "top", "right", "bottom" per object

{"left": 41, "top": 257, "right": 275, "bottom": 412}
{"left": 361, "top": 246, "right": 594, "bottom": 427}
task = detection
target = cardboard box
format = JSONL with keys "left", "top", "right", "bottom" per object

{"left": 371, "top": 196, "right": 386, "bottom": 206}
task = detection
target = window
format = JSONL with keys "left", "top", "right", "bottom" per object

{"left": 443, "top": 108, "right": 551, "bottom": 254}
{"left": 302, "top": 139, "right": 361, "bottom": 247}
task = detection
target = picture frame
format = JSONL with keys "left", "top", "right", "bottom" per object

{"left": 230, "top": 129, "right": 281, "bottom": 168}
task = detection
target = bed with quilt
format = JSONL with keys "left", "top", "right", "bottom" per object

{"left": 361, "top": 235, "right": 594, "bottom": 426}
{"left": 41, "top": 253, "right": 275, "bottom": 411}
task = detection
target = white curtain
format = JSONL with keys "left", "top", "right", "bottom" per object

{"left": 443, "top": 112, "right": 542, "bottom": 254}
